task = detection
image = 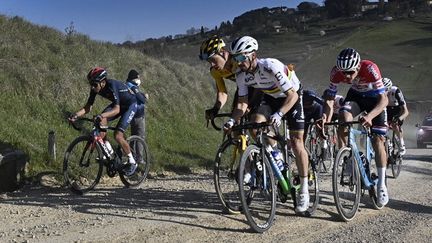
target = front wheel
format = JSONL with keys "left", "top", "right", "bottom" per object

{"left": 332, "top": 147, "right": 361, "bottom": 222}
{"left": 119, "top": 136, "right": 151, "bottom": 187}
{"left": 63, "top": 135, "right": 103, "bottom": 195}
{"left": 306, "top": 158, "right": 320, "bottom": 216}
{"left": 214, "top": 138, "right": 242, "bottom": 214}
{"left": 238, "top": 145, "right": 276, "bottom": 233}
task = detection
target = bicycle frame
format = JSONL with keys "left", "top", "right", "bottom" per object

{"left": 253, "top": 121, "right": 297, "bottom": 195}
{"left": 347, "top": 124, "right": 376, "bottom": 190}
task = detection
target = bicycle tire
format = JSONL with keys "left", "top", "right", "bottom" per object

{"left": 238, "top": 145, "right": 276, "bottom": 233}
{"left": 306, "top": 158, "right": 320, "bottom": 216}
{"left": 119, "top": 136, "right": 151, "bottom": 187}
{"left": 332, "top": 147, "right": 361, "bottom": 222}
{"left": 390, "top": 134, "right": 403, "bottom": 179}
{"left": 63, "top": 135, "right": 103, "bottom": 195}
{"left": 213, "top": 138, "right": 242, "bottom": 214}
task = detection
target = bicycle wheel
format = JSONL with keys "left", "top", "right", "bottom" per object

{"left": 63, "top": 135, "right": 103, "bottom": 195}
{"left": 390, "top": 135, "right": 403, "bottom": 179}
{"left": 120, "top": 136, "right": 151, "bottom": 187}
{"left": 306, "top": 158, "right": 320, "bottom": 216}
{"left": 332, "top": 147, "right": 361, "bottom": 221}
{"left": 214, "top": 138, "right": 242, "bottom": 214}
{"left": 238, "top": 145, "right": 276, "bottom": 233}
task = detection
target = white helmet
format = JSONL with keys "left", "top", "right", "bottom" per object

{"left": 336, "top": 48, "right": 361, "bottom": 71}
{"left": 382, "top": 77, "right": 393, "bottom": 89}
{"left": 229, "top": 36, "right": 258, "bottom": 55}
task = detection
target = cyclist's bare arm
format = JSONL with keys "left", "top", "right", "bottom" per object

{"left": 399, "top": 104, "right": 409, "bottom": 121}
{"left": 231, "top": 96, "right": 248, "bottom": 122}
{"left": 323, "top": 98, "right": 335, "bottom": 123}
{"left": 279, "top": 89, "right": 299, "bottom": 115}
{"left": 215, "top": 91, "right": 228, "bottom": 110}
{"left": 366, "top": 92, "right": 388, "bottom": 121}
{"left": 73, "top": 104, "right": 92, "bottom": 118}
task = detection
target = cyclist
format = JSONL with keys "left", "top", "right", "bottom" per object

{"left": 321, "top": 48, "right": 389, "bottom": 207}
{"left": 223, "top": 36, "right": 310, "bottom": 213}
{"left": 199, "top": 35, "right": 262, "bottom": 119}
{"left": 303, "top": 89, "right": 324, "bottom": 136}
{"left": 69, "top": 67, "right": 144, "bottom": 176}
{"left": 126, "top": 69, "right": 148, "bottom": 140}
{"left": 383, "top": 77, "right": 409, "bottom": 155}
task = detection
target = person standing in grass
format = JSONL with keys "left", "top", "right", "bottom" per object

{"left": 125, "top": 69, "right": 148, "bottom": 141}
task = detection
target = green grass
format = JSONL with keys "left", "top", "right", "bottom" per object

{"left": 0, "top": 15, "right": 221, "bottom": 177}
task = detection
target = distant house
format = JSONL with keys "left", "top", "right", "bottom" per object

{"left": 361, "top": 2, "right": 379, "bottom": 12}
{"left": 268, "top": 7, "right": 295, "bottom": 15}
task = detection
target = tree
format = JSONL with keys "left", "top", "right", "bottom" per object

{"left": 297, "top": 1, "right": 320, "bottom": 12}
{"left": 324, "top": 0, "right": 362, "bottom": 18}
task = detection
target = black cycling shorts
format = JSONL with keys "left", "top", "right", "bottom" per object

{"left": 255, "top": 91, "right": 305, "bottom": 132}
{"left": 340, "top": 88, "right": 387, "bottom": 135}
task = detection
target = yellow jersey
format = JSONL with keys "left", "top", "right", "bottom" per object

{"left": 209, "top": 58, "right": 238, "bottom": 93}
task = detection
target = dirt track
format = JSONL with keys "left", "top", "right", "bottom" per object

{"left": 0, "top": 148, "right": 431, "bottom": 243}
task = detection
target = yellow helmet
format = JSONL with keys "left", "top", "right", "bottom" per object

{"left": 199, "top": 35, "right": 225, "bottom": 60}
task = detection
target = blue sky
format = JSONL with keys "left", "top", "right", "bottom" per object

{"left": 0, "top": 0, "right": 323, "bottom": 43}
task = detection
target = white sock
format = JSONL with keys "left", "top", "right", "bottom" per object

{"left": 300, "top": 176, "right": 309, "bottom": 194}
{"left": 377, "top": 167, "right": 386, "bottom": 188}
{"left": 400, "top": 137, "right": 405, "bottom": 147}
{"left": 127, "top": 153, "right": 136, "bottom": 164}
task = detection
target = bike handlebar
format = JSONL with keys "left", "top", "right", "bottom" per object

{"left": 208, "top": 112, "right": 232, "bottom": 131}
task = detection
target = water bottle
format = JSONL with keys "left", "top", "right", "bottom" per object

{"left": 105, "top": 141, "right": 114, "bottom": 157}
{"left": 271, "top": 150, "right": 285, "bottom": 172}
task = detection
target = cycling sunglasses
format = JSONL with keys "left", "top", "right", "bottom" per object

{"left": 342, "top": 70, "right": 356, "bottom": 75}
{"left": 232, "top": 53, "right": 252, "bottom": 63}
{"left": 90, "top": 82, "right": 99, "bottom": 88}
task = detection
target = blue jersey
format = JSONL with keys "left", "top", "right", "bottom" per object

{"left": 87, "top": 79, "right": 137, "bottom": 108}
{"left": 303, "top": 90, "right": 324, "bottom": 122}
{"left": 126, "top": 81, "right": 147, "bottom": 105}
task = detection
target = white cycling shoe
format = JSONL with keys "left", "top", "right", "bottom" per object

{"left": 123, "top": 162, "right": 138, "bottom": 176}
{"left": 377, "top": 186, "right": 389, "bottom": 207}
{"left": 295, "top": 193, "right": 310, "bottom": 213}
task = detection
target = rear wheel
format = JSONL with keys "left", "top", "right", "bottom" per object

{"left": 332, "top": 147, "right": 361, "bottom": 221}
{"left": 119, "top": 136, "right": 150, "bottom": 187}
{"left": 390, "top": 135, "right": 403, "bottom": 179}
{"left": 214, "top": 138, "right": 242, "bottom": 214}
{"left": 238, "top": 145, "right": 276, "bottom": 233}
{"left": 63, "top": 136, "right": 103, "bottom": 195}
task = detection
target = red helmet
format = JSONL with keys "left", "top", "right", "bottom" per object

{"left": 87, "top": 67, "right": 107, "bottom": 83}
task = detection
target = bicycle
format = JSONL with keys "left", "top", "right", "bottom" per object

{"left": 327, "top": 120, "right": 385, "bottom": 222}
{"left": 63, "top": 117, "right": 150, "bottom": 195}
{"left": 305, "top": 121, "right": 336, "bottom": 174}
{"left": 209, "top": 113, "right": 248, "bottom": 214}
{"left": 235, "top": 120, "right": 319, "bottom": 233}
{"left": 385, "top": 122, "right": 403, "bottom": 179}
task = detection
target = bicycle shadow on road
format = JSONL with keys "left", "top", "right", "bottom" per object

{"left": 0, "top": 176, "right": 248, "bottom": 233}
{"left": 386, "top": 197, "right": 432, "bottom": 215}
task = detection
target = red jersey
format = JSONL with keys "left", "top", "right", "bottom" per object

{"left": 327, "top": 60, "right": 385, "bottom": 97}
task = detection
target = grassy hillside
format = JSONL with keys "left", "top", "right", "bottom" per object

{"left": 1, "top": 13, "right": 431, "bottom": 179}
{"left": 0, "top": 15, "right": 223, "bottom": 176}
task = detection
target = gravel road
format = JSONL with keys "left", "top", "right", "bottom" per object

{"left": 0, "top": 148, "right": 431, "bottom": 243}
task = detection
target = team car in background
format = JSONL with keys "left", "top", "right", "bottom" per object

{"left": 416, "top": 115, "right": 432, "bottom": 148}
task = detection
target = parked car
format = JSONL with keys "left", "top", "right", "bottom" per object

{"left": 416, "top": 115, "right": 432, "bottom": 148}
